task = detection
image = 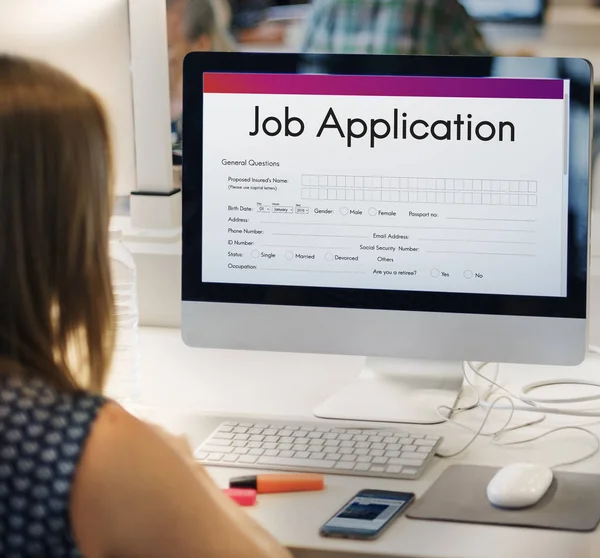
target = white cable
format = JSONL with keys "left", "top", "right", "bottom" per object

{"left": 436, "top": 396, "right": 517, "bottom": 459}
{"left": 493, "top": 426, "right": 600, "bottom": 469}
{"left": 521, "top": 379, "right": 600, "bottom": 404}
{"left": 437, "top": 359, "right": 600, "bottom": 467}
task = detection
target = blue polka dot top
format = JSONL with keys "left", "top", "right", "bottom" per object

{"left": 0, "top": 373, "right": 105, "bottom": 557}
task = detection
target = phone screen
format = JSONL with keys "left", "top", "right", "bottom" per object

{"left": 320, "top": 490, "right": 414, "bottom": 539}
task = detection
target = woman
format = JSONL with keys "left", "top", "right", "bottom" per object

{"left": 0, "top": 55, "right": 292, "bottom": 558}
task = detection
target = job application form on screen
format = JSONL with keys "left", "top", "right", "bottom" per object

{"left": 201, "top": 73, "right": 569, "bottom": 297}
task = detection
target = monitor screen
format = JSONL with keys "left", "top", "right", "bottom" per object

{"left": 201, "top": 73, "right": 568, "bottom": 299}
{"left": 182, "top": 53, "right": 591, "bottom": 365}
{"left": 458, "top": 0, "right": 546, "bottom": 22}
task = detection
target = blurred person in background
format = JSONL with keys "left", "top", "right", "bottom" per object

{"left": 227, "top": 0, "right": 287, "bottom": 44}
{"left": 167, "top": 0, "right": 236, "bottom": 156}
{"left": 302, "top": 0, "right": 491, "bottom": 56}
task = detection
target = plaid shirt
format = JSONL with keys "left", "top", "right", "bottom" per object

{"left": 301, "top": 0, "right": 491, "bottom": 56}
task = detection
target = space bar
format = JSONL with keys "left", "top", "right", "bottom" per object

{"left": 258, "top": 457, "right": 336, "bottom": 469}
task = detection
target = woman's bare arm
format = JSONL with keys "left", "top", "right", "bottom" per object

{"left": 70, "top": 403, "right": 293, "bottom": 558}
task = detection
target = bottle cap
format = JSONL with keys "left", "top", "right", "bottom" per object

{"left": 222, "top": 488, "right": 257, "bottom": 506}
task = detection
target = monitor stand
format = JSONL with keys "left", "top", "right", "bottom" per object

{"left": 313, "top": 358, "right": 464, "bottom": 425}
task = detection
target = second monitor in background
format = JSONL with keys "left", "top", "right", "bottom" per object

{"left": 182, "top": 53, "right": 592, "bottom": 425}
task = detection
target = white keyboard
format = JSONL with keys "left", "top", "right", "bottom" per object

{"left": 194, "top": 420, "right": 442, "bottom": 480}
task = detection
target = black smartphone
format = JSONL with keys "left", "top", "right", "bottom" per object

{"left": 319, "top": 489, "right": 415, "bottom": 540}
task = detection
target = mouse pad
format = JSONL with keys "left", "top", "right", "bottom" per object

{"left": 407, "top": 465, "right": 600, "bottom": 532}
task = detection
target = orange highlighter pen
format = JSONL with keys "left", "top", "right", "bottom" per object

{"left": 229, "top": 473, "right": 325, "bottom": 494}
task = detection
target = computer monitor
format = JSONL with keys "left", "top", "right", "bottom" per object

{"left": 458, "top": 0, "right": 547, "bottom": 24}
{"left": 181, "top": 52, "right": 592, "bottom": 425}
{"left": 0, "top": 0, "right": 173, "bottom": 198}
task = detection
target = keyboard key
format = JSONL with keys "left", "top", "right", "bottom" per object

{"left": 356, "top": 455, "right": 372, "bottom": 463}
{"left": 293, "top": 431, "right": 309, "bottom": 438}
{"left": 417, "top": 447, "right": 430, "bottom": 453}
{"left": 239, "top": 422, "right": 253, "bottom": 427}
{"left": 248, "top": 442, "right": 262, "bottom": 449}
{"left": 223, "top": 454, "right": 239, "bottom": 463}
{"left": 354, "top": 463, "right": 371, "bottom": 472}
{"left": 339, "top": 448, "right": 353, "bottom": 455}
{"left": 368, "top": 436, "right": 383, "bottom": 443}
{"left": 385, "top": 450, "right": 400, "bottom": 458}
{"left": 341, "top": 454, "right": 356, "bottom": 462}
{"left": 310, "top": 452, "right": 326, "bottom": 460}
{"left": 232, "top": 441, "right": 247, "bottom": 448}
{"left": 234, "top": 448, "right": 248, "bottom": 455}
{"left": 279, "top": 430, "right": 293, "bottom": 437}
{"left": 325, "top": 453, "right": 341, "bottom": 461}
{"left": 323, "top": 433, "right": 338, "bottom": 440}
{"left": 209, "top": 438, "right": 231, "bottom": 447}
{"left": 213, "top": 433, "right": 234, "bottom": 440}
{"left": 353, "top": 435, "right": 368, "bottom": 442}
{"left": 279, "top": 451, "right": 295, "bottom": 458}
{"left": 401, "top": 452, "right": 426, "bottom": 461}
{"left": 372, "top": 457, "right": 388, "bottom": 465}
{"left": 355, "top": 442, "right": 370, "bottom": 449}
{"left": 295, "top": 451, "right": 310, "bottom": 459}
{"left": 335, "top": 462, "right": 355, "bottom": 470}
{"left": 389, "top": 458, "right": 423, "bottom": 467}
{"left": 264, "top": 435, "right": 279, "bottom": 443}
{"left": 371, "top": 443, "right": 385, "bottom": 450}
{"left": 248, "top": 428, "right": 263, "bottom": 434}
{"left": 308, "top": 432, "right": 322, "bottom": 439}
{"left": 386, "top": 444, "right": 402, "bottom": 451}
{"left": 340, "top": 441, "right": 355, "bottom": 448}
{"left": 411, "top": 433, "right": 425, "bottom": 439}
{"left": 383, "top": 437, "right": 398, "bottom": 444}
{"left": 369, "top": 449, "right": 384, "bottom": 457}
{"left": 403, "top": 467, "right": 419, "bottom": 477}
{"left": 309, "top": 439, "right": 325, "bottom": 446}
{"left": 259, "top": 456, "right": 336, "bottom": 469}
{"left": 233, "top": 427, "right": 248, "bottom": 434}
{"left": 263, "top": 442, "right": 277, "bottom": 450}
{"left": 338, "top": 434, "right": 352, "bottom": 441}
{"left": 399, "top": 438, "right": 413, "bottom": 444}
{"left": 249, "top": 449, "right": 264, "bottom": 456}
{"left": 315, "top": 427, "right": 331, "bottom": 433}
{"left": 280, "top": 437, "right": 294, "bottom": 444}
{"left": 294, "top": 444, "right": 309, "bottom": 452}
{"left": 278, "top": 443, "right": 292, "bottom": 451}
{"left": 238, "top": 455, "right": 258, "bottom": 464}
{"left": 249, "top": 435, "right": 264, "bottom": 442}
{"left": 370, "top": 466, "right": 385, "bottom": 472}
{"left": 324, "top": 440, "right": 340, "bottom": 447}
{"left": 403, "top": 445, "right": 418, "bottom": 453}
{"left": 387, "top": 465, "right": 403, "bottom": 474}
{"left": 354, "top": 448, "right": 369, "bottom": 456}
{"left": 347, "top": 429, "right": 363, "bottom": 435}
{"left": 415, "top": 438, "right": 437, "bottom": 447}
{"left": 263, "top": 429, "right": 278, "bottom": 436}
{"left": 207, "top": 453, "right": 224, "bottom": 461}
{"left": 195, "top": 451, "right": 208, "bottom": 460}
{"left": 264, "top": 449, "right": 279, "bottom": 457}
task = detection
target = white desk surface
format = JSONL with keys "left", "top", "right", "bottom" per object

{"left": 134, "top": 326, "right": 600, "bottom": 558}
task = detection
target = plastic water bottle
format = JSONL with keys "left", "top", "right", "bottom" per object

{"left": 106, "top": 229, "right": 141, "bottom": 403}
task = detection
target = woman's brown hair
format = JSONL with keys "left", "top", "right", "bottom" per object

{"left": 0, "top": 55, "right": 114, "bottom": 392}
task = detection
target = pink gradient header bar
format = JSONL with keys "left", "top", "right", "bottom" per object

{"left": 204, "top": 72, "right": 564, "bottom": 100}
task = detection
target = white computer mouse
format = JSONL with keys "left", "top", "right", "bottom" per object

{"left": 486, "top": 463, "right": 554, "bottom": 509}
